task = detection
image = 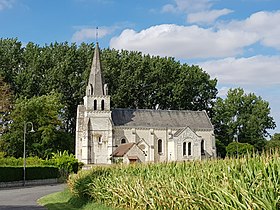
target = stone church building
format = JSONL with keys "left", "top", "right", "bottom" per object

{"left": 75, "top": 43, "right": 216, "bottom": 164}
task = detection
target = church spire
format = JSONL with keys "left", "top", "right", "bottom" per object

{"left": 87, "top": 42, "right": 104, "bottom": 96}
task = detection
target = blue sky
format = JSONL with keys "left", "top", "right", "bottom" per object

{"left": 1, "top": 0, "right": 280, "bottom": 135}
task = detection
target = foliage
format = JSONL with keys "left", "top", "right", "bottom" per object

{"left": 212, "top": 88, "right": 276, "bottom": 156}
{"left": 0, "top": 166, "right": 59, "bottom": 182}
{"left": 0, "top": 156, "right": 49, "bottom": 166}
{"left": 0, "top": 75, "right": 13, "bottom": 135}
{"left": 226, "top": 142, "right": 254, "bottom": 157}
{"left": 0, "top": 38, "right": 217, "bottom": 152}
{"left": 0, "top": 92, "right": 74, "bottom": 158}
{"left": 26, "top": 166, "right": 60, "bottom": 180}
{"left": 0, "top": 166, "right": 22, "bottom": 182}
{"left": 0, "top": 151, "right": 79, "bottom": 181}
{"left": 68, "top": 153, "right": 280, "bottom": 210}
{"left": 49, "top": 151, "right": 79, "bottom": 179}
{"left": 0, "top": 75, "right": 13, "bottom": 112}
{"left": 215, "top": 139, "right": 226, "bottom": 158}
{"left": 102, "top": 50, "right": 217, "bottom": 116}
{"left": 265, "top": 133, "right": 280, "bottom": 151}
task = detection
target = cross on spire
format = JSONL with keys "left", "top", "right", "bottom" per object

{"left": 96, "top": 27, "right": 98, "bottom": 43}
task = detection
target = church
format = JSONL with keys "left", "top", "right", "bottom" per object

{"left": 75, "top": 43, "right": 216, "bottom": 164}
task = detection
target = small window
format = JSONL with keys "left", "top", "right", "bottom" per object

{"left": 201, "top": 140, "right": 205, "bottom": 155}
{"left": 188, "top": 142, "right": 192, "bottom": 156}
{"left": 90, "top": 84, "right": 93, "bottom": 95}
{"left": 158, "top": 139, "right": 163, "bottom": 154}
{"left": 121, "top": 138, "right": 126, "bottom": 144}
{"left": 101, "top": 100, "right": 105, "bottom": 110}
{"left": 183, "top": 142, "right": 186, "bottom": 156}
{"left": 94, "top": 100, "right": 97, "bottom": 110}
{"left": 98, "top": 136, "right": 102, "bottom": 144}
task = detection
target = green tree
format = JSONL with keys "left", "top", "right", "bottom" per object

{"left": 0, "top": 75, "right": 13, "bottom": 135}
{"left": 101, "top": 49, "right": 217, "bottom": 116}
{"left": 0, "top": 38, "right": 23, "bottom": 92}
{"left": 213, "top": 88, "right": 276, "bottom": 156}
{"left": 265, "top": 133, "right": 280, "bottom": 151}
{"left": 226, "top": 142, "right": 254, "bottom": 157}
{"left": 0, "top": 92, "right": 73, "bottom": 158}
{"left": 0, "top": 38, "right": 218, "bottom": 155}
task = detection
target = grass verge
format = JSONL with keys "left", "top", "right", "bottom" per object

{"left": 38, "top": 189, "right": 116, "bottom": 210}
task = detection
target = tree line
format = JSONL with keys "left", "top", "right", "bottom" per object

{"left": 0, "top": 38, "right": 277, "bottom": 158}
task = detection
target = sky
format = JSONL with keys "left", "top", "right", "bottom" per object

{"left": 0, "top": 0, "right": 280, "bottom": 135}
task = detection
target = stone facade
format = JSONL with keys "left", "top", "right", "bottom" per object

{"left": 75, "top": 43, "right": 216, "bottom": 165}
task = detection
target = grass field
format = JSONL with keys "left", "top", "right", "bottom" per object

{"left": 67, "top": 153, "right": 280, "bottom": 210}
{"left": 38, "top": 189, "right": 116, "bottom": 210}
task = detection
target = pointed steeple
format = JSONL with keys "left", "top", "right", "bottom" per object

{"left": 86, "top": 42, "right": 104, "bottom": 96}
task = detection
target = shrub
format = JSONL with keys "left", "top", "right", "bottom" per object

{"left": 226, "top": 142, "right": 254, "bottom": 157}
{"left": 26, "top": 166, "right": 60, "bottom": 180}
{"left": 0, "top": 167, "right": 22, "bottom": 182}
{"left": 49, "top": 151, "right": 79, "bottom": 179}
{"left": 0, "top": 166, "right": 59, "bottom": 182}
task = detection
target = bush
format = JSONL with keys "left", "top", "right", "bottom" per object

{"left": 49, "top": 151, "right": 79, "bottom": 179}
{"left": 26, "top": 166, "right": 60, "bottom": 180}
{"left": 226, "top": 142, "right": 254, "bottom": 157}
{"left": 0, "top": 166, "right": 59, "bottom": 182}
{"left": 0, "top": 156, "right": 51, "bottom": 166}
{"left": 0, "top": 167, "right": 22, "bottom": 182}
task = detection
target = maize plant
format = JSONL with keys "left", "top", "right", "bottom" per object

{"left": 68, "top": 152, "right": 280, "bottom": 210}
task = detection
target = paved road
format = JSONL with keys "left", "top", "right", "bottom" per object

{"left": 0, "top": 184, "right": 66, "bottom": 210}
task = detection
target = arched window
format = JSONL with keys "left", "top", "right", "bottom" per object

{"left": 183, "top": 142, "right": 186, "bottom": 156}
{"left": 101, "top": 99, "right": 105, "bottom": 110}
{"left": 121, "top": 138, "right": 126, "bottom": 144}
{"left": 188, "top": 142, "right": 192, "bottom": 156}
{"left": 201, "top": 140, "right": 205, "bottom": 155}
{"left": 158, "top": 139, "right": 163, "bottom": 154}
{"left": 94, "top": 100, "right": 97, "bottom": 110}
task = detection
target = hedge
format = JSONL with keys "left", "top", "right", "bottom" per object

{"left": 0, "top": 166, "right": 60, "bottom": 182}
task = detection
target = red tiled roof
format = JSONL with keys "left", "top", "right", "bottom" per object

{"left": 112, "top": 143, "right": 135, "bottom": 157}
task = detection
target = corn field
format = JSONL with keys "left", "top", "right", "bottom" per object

{"left": 68, "top": 153, "right": 280, "bottom": 210}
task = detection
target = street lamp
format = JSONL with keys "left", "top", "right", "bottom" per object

{"left": 23, "top": 121, "right": 35, "bottom": 186}
{"left": 234, "top": 130, "right": 239, "bottom": 158}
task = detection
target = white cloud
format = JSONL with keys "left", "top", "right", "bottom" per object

{"left": 0, "top": 0, "right": 15, "bottom": 10}
{"left": 187, "top": 9, "right": 233, "bottom": 25}
{"left": 71, "top": 27, "right": 113, "bottom": 43}
{"left": 162, "top": 0, "right": 231, "bottom": 24}
{"left": 220, "top": 11, "right": 280, "bottom": 50}
{"left": 110, "top": 10, "right": 280, "bottom": 59}
{"left": 199, "top": 55, "right": 280, "bottom": 85}
{"left": 110, "top": 24, "right": 258, "bottom": 59}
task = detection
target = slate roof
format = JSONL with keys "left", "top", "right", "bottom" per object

{"left": 111, "top": 108, "right": 213, "bottom": 130}
{"left": 112, "top": 143, "right": 135, "bottom": 157}
{"left": 87, "top": 42, "right": 104, "bottom": 96}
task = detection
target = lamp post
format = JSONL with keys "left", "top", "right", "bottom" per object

{"left": 23, "top": 121, "right": 35, "bottom": 186}
{"left": 234, "top": 129, "right": 239, "bottom": 158}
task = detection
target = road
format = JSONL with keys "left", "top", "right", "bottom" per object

{"left": 0, "top": 184, "right": 65, "bottom": 210}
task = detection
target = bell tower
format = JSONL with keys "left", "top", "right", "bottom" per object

{"left": 76, "top": 42, "right": 113, "bottom": 164}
